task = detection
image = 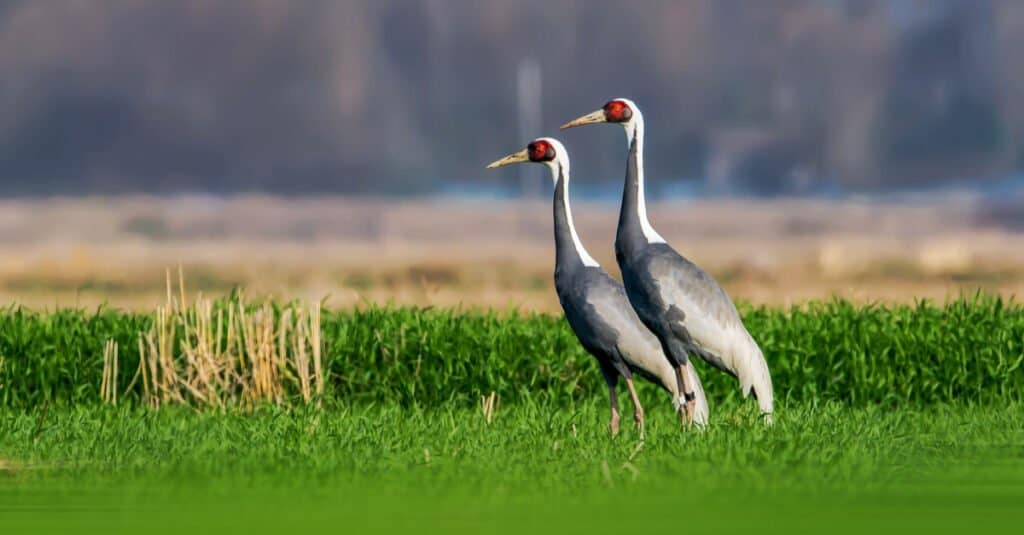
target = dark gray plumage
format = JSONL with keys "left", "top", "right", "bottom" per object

{"left": 487, "top": 137, "right": 708, "bottom": 435}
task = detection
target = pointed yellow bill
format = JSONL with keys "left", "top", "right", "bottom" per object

{"left": 560, "top": 109, "right": 606, "bottom": 130}
{"left": 485, "top": 149, "right": 530, "bottom": 169}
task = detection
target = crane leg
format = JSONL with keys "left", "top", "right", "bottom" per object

{"left": 624, "top": 377, "right": 645, "bottom": 440}
{"left": 676, "top": 364, "right": 697, "bottom": 426}
{"left": 608, "top": 384, "right": 621, "bottom": 437}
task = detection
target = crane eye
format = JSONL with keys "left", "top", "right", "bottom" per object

{"left": 604, "top": 100, "right": 633, "bottom": 123}
{"left": 528, "top": 141, "right": 555, "bottom": 162}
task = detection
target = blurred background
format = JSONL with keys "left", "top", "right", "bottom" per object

{"left": 2, "top": 0, "right": 1024, "bottom": 311}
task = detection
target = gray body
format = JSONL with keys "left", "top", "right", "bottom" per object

{"left": 556, "top": 260, "right": 671, "bottom": 391}
{"left": 549, "top": 164, "right": 708, "bottom": 418}
{"left": 617, "top": 242, "right": 738, "bottom": 377}
{"left": 615, "top": 126, "right": 774, "bottom": 417}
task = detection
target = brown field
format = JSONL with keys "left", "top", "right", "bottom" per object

{"left": 1, "top": 195, "right": 1021, "bottom": 313}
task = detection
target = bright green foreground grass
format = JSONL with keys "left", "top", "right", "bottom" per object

{"left": 2, "top": 296, "right": 1023, "bottom": 409}
{"left": 2, "top": 401, "right": 1022, "bottom": 534}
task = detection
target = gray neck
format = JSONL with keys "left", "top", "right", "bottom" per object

{"left": 616, "top": 126, "right": 647, "bottom": 256}
{"left": 616, "top": 118, "right": 663, "bottom": 257}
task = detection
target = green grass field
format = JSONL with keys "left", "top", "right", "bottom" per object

{"left": 1, "top": 297, "right": 1023, "bottom": 533}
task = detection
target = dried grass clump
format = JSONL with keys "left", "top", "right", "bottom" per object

{"left": 104, "top": 269, "right": 323, "bottom": 408}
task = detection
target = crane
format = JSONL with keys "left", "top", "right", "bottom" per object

{"left": 562, "top": 99, "right": 774, "bottom": 425}
{"left": 487, "top": 137, "right": 709, "bottom": 436}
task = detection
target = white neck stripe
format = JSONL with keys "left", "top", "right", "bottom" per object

{"left": 540, "top": 138, "right": 600, "bottom": 268}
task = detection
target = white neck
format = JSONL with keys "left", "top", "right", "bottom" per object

{"left": 546, "top": 152, "right": 600, "bottom": 268}
{"left": 623, "top": 109, "right": 666, "bottom": 244}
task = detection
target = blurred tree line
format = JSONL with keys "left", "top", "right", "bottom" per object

{"left": 1, "top": 0, "right": 1023, "bottom": 195}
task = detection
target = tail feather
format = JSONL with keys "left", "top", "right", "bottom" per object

{"left": 737, "top": 334, "right": 774, "bottom": 425}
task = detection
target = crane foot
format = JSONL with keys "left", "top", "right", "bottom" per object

{"left": 676, "top": 395, "right": 697, "bottom": 427}
{"left": 633, "top": 410, "right": 645, "bottom": 440}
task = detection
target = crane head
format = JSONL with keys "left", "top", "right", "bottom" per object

{"left": 560, "top": 98, "right": 637, "bottom": 130}
{"left": 486, "top": 137, "right": 566, "bottom": 173}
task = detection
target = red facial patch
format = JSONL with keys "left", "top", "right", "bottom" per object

{"left": 604, "top": 100, "right": 632, "bottom": 122}
{"left": 528, "top": 140, "right": 555, "bottom": 162}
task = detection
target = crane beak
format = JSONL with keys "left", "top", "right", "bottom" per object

{"left": 486, "top": 149, "right": 530, "bottom": 169}
{"left": 560, "top": 109, "right": 606, "bottom": 130}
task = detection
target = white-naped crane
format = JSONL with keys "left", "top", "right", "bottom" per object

{"left": 562, "top": 99, "right": 774, "bottom": 425}
{"left": 487, "top": 137, "right": 709, "bottom": 436}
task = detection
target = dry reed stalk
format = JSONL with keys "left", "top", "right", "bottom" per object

{"left": 104, "top": 267, "right": 325, "bottom": 408}
{"left": 310, "top": 303, "right": 323, "bottom": 400}
{"left": 290, "top": 308, "right": 311, "bottom": 403}
{"left": 100, "top": 339, "right": 118, "bottom": 405}
{"left": 480, "top": 391, "right": 496, "bottom": 425}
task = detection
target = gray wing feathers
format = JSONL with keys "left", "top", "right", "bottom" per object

{"left": 585, "top": 276, "right": 710, "bottom": 422}
{"left": 648, "top": 253, "right": 774, "bottom": 418}
{"left": 585, "top": 284, "right": 676, "bottom": 391}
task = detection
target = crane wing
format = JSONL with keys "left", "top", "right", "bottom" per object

{"left": 646, "top": 248, "right": 774, "bottom": 418}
